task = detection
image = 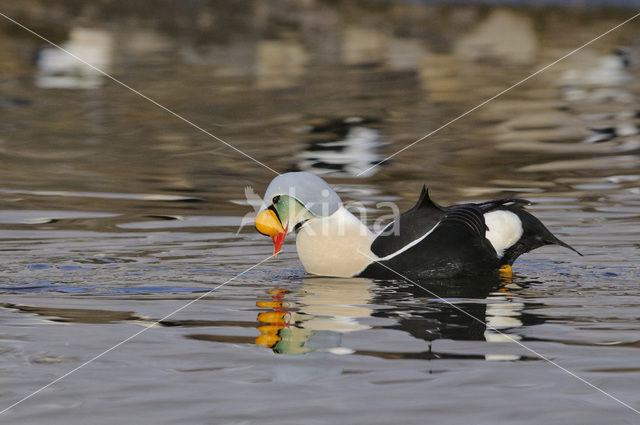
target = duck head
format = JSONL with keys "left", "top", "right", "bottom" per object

{"left": 254, "top": 172, "right": 342, "bottom": 256}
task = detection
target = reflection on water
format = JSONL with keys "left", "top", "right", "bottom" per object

{"left": 252, "top": 273, "right": 537, "bottom": 361}
{"left": 36, "top": 27, "right": 113, "bottom": 89}
{"left": 256, "top": 278, "right": 373, "bottom": 354}
{"left": 454, "top": 9, "right": 538, "bottom": 64}
{"left": 256, "top": 39, "right": 309, "bottom": 90}
{"left": 293, "top": 117, "right": 387, "bottom": 177}
{"left": 1, "top": 303, "right": 143, "bottom": 324}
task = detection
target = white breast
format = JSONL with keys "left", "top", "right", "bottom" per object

{"left": 484, "top": 210, "right": 523, "bottom": 258}
{"left": 295, "top": 207, "right": 376, "bottom": 277}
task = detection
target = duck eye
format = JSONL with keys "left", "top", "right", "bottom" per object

{"left": 272, "top": 195, "right": 280, "bottom": 204}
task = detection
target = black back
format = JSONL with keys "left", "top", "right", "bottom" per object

{"left": 370, "top": 187, "right": 528, "bottom": 260}
{"left": 361, "top": 188, "right": 579, "bottom": 279}
{"left": 370, "top": 186, "right": 445, "bottom": 257}
{"left": 363, "top": 190, "right": 501, "bottom": 279}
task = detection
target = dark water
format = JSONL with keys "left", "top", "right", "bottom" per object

{"left": 1, "top": 2, "right": 640, "bottom": 424}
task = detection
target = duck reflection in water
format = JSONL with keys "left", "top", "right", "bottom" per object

{"left": 256, "top": 277, "right": 373, "bottom": 355}
{"left": 256, "top": 270, "right": 541, "bottom": 360}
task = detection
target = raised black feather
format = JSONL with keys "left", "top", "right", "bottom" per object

{"left": 370, "top": 186, "right": 444, "bottom": 257}
{"left": 441, "top": 205, "right": 486, "bottom": 236}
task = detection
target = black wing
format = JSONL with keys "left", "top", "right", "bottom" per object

{"left": 370, "top": 186, "right": 445, "bottom": 257}
{"left": 361, "top": 201, "right": 499, "bottom": 279}
{"left": 442, "top": 204, "right": 488, "bottom": 235}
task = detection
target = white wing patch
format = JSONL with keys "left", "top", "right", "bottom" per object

{"left": 484, "top": 210, "right": 523, "bottom": 258}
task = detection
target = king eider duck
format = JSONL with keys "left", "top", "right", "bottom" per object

{"left": 254, "top": 172, "right": 581, "bottom": 279}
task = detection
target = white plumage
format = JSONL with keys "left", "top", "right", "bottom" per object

{"left": 484, "top": 210, "right": 523, "bottom": 258}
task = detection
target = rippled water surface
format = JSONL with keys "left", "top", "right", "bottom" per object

{"left": 1, "top": 2, "right": 640, "bottom": 424}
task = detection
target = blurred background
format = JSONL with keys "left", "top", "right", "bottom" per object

{"left": 2, "top": 0, "right": 640, "bottom": 210}
{"left": 2, "top": 2, "right": 640, "bottom": 424}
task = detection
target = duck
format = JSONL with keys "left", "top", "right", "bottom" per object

{"left": 254, "top": 172, "right": 581, "bottom": 279}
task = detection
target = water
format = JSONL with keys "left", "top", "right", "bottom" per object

{"left": 1, "top": 2, "right": 640, "bottom": 424}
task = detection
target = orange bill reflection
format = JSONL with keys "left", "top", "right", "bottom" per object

{"left": 254, "top": 278, "right": 374, "bottom": 355}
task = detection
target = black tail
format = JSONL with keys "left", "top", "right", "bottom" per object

{"left": 545, "top": 233, "right": 583, "bottom": 256}
{"left": 500, "top": 206, "right": 582, "bottom": 265}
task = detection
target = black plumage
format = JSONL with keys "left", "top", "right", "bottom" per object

{"left": 360, "top": 187, "right": 581, "bottom": 280}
